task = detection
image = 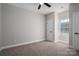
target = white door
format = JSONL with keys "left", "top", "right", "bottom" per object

{"left": 73, "top": 11, "right": 79, "bottom": 50}
{"left": 46, "top": 13, "right": 54, "bottom": 41}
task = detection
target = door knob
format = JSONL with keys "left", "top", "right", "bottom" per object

{"left": 74, "top": 32, "right": 79, "bottom": 34}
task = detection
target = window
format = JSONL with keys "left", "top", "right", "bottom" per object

{"left": 60, "top": 19, "right": 69, "bottom": 33}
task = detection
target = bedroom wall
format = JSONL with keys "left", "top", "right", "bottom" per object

{"left": 1, "top": 4, "right": 45, "bottom": 48}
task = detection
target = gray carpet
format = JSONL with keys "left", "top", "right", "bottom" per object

{"left": 0, "top": 41, "right": 78, "bottom": 56}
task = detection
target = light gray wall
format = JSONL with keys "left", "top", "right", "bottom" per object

{"left": 0, "top": 4, "right": 2, "bottom": 48}
{"left": 2, "top": 4, "right": 45, "bottom": 47}
{"left": 59, "top": 11, "right": 69, "bottom": 20}
{"left": 69, "top": 3, "right": 79, "bottom": 47}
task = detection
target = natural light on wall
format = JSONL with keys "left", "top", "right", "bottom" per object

{"left": 61, "top": 19, "right": 69, "bottom": 23}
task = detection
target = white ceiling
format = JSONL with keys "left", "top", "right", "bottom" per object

{"left": 9, "top": 3, "right": 69, "bottom": 15}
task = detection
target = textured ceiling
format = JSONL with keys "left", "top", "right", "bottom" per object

{"left": 9, "top": 3, "right": 69, "bottom": 15}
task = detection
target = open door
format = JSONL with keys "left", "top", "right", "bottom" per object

{"left": 46, "top": 13, "right": 55, "bottom": 42}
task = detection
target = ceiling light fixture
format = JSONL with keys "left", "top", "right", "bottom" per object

{"left": 38, "top": 3, "right": 51, "bottom": 10}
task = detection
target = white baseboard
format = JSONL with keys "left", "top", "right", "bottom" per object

{"left": 55, "top": 39, "right": 69, "bottom": 44}
{"left": 0, "top": 39, "right": 44, "bottom": 51}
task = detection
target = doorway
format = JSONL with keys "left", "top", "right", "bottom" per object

{"left": 46, "top": 11, "right": 69, "bottom": 45}
{"left": 55, "top": 11, "right": 69, "bottom": 45}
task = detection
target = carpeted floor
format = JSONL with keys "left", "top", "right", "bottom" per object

{"left": 0, "top": 41, "right": 78, "bottom": 56}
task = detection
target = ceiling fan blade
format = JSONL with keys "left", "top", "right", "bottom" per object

{"left": 38, "top": 4, "right": 41, "bottom": 10}
{"left": 44, "top": 3, "right": 51, "bottom": 7}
